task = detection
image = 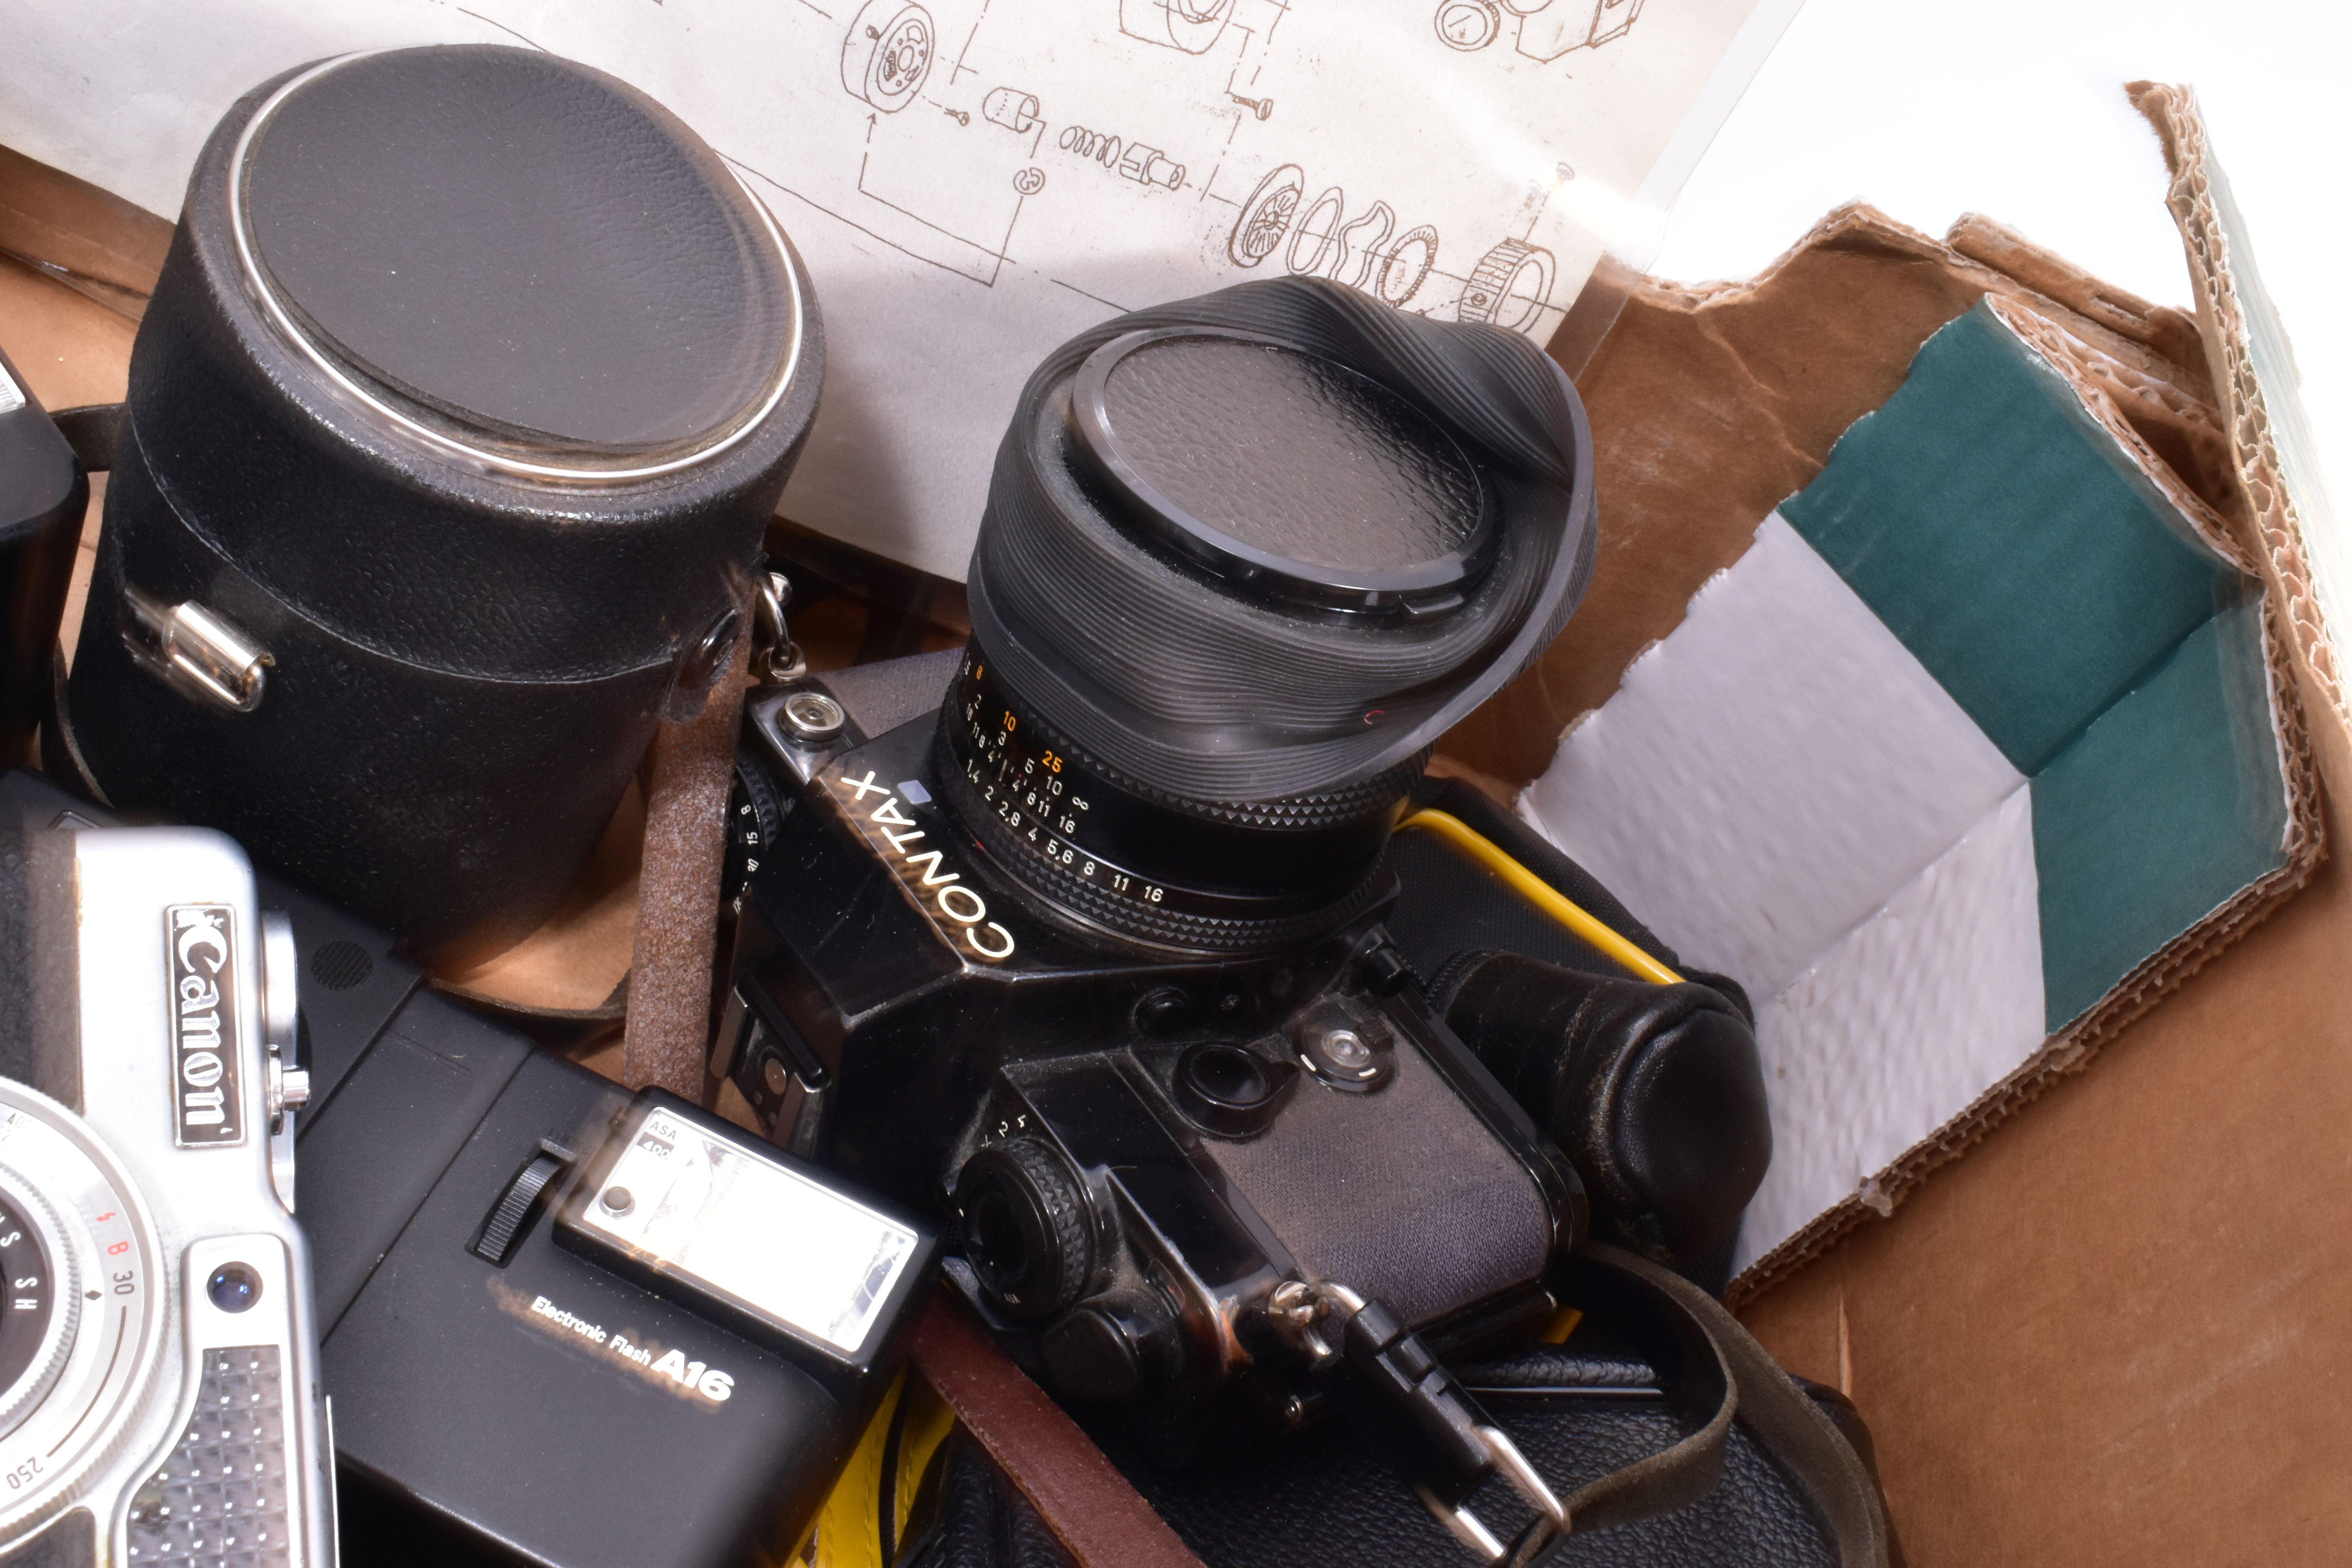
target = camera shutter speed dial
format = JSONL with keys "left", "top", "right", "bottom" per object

{"left": 0, "top": 1174, "right": 71, "bottom": 1440}
{"left": 952, "top": 1139, "right": 1094, "bottom": 1319}
{"left": 0, "top": 1082, "right": 165, "bottom": 1546}
{"left": 721, "top": 752, "right": 789, "bottom": 915}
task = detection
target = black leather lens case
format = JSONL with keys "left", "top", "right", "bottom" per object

{"left": 67, "top": 45, "right": 824, "bottom": 958}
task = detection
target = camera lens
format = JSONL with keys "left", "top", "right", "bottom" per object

{"left": 207, "top": 1263, "right": 264, "bottom": 1314}
{"left": 944, "top": 279, "right": 1595, "bottom": 953}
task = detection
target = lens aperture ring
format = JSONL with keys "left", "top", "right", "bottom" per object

{"left": 936, "top": 650, "right": 1400, "bottom": 952}
{"left": 1073, "top": 747, "right": 1424, "bottom": 834}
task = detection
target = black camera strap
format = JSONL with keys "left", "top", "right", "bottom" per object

{"left": 1272, "top": 1243, "right": 1885, "bottom": 1567}
{"left": 1501, "top": 1243, "right": 1891, "bottom": 1568}
{"left": 916, "top": 1246, "right": 1889, "bottom": 1568}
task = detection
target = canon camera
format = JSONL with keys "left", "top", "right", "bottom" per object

{"left": 0, "top": 806, "right": 331, "bottom": 1568}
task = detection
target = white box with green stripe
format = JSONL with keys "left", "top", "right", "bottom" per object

{"left": 1524, "top": 295, "right": 2321, "bottom": 1287}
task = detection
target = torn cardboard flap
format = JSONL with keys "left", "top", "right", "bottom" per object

{"left": 1524, "top": 293, "right": 2321, "bottom": 1289}
{"left": 1437, "top": 203, "right": 2226, "bottom": 787}
{"left": 2135, "top": 82, "right": 2350, "bottom": 770}
{"left": 1718, "top": 88, "right": 2352, "bottom": 1568}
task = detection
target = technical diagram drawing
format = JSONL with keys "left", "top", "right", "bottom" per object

{"left": 1226, "top": 169, "right": 1441, "bottom": 310}
{"left": 1229, "top": 93, "right": 1274, "bottom": 120}
{"left": 1285, "top": 186, "right": 1346, "bottom": 274}
{"left": 1059, "top": 126, "right": 1186, "bottom": 189}
{"left": 1119, "top": 144, "right": 1185, "bottom": 189}
{"left": 1436, "top": 0, "right": 1645, "bottom": 62}
{"left": 1377, "top": 225, "right": 1440, "bottom": 305}
{"left": 843, "top": 0, "right": 936, "bottom": 113}
{"left": 1434, "top": 0, "right": 1503, "bottom": 50}
{"left": 1456, "top": 238, "right": 1555, "bottom": 331}
{"left": 1119, "top": 0, "right": 1239, "bottom": 55}
{"left": 984, "top": 87, "right": 1042, "bottom": 132}
{"left": 1333, "top": 201, "right": 1396, "bottom": 290}
{"left": 1229, "top": 164, "right": 1305, "bottom": 267}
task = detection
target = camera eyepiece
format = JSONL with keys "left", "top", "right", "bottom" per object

{"left": 945, "top": 278, "right": 1597, "bottom": 952}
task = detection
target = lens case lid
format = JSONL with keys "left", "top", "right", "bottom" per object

{"left": 229, "top": 47, "right": 806, "bottom": 480}
{"left": 1067, "top": 328, "right": 1500, "bottom": 617}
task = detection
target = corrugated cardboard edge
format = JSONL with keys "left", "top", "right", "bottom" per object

{"left": 2131, "top": 82, "right": 2349, "bottom": 743}
{"left": 1444, "top": 201, "right": 2225, "bottom": 786}
{"left": 1722, "top": 116, "right": 2331, "bottom": 1305}
{"left": 0, "top": 144, "right": 168, "bottom": 320}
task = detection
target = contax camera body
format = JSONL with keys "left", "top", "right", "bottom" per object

{"left": 717, "top": 281, "right": 1611, "bottom": 1468}
{"left": 721, "top": 657, "right": 1581, "bottom": 1457}
{"left": 0, "top": 818, "right": 331, "bottom": 1568}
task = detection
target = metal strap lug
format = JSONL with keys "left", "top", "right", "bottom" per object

{"left": 750, "top": 570, "right": 807, "bottom": 684}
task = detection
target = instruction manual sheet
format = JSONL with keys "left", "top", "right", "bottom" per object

{"left": 5, "top": 0, "right": 1791, "bottom": 576}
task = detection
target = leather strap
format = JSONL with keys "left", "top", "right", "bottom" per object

{"left": 620, "top": 645, "right": 750, "bottom": 1099}
{"left": 1509, "top": 1245, "right": 1890, "bottom": 1568}
{"left": 907, "top": 1295, "right": 1207, "bottom": 1568}
{"left": 909, "top": 1256, "right": 1884, "bottom": 1568}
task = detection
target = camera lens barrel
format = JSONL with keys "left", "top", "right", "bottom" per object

{"left": 949, "top": 279, "right": 1596, "bottom": 952}
{"left": 936, "top": 653, "right": 1416, "bottom": 950}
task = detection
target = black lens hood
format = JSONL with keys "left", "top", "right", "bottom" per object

{"left": 966, "top": 278, "right": 1595, "bottom": 806}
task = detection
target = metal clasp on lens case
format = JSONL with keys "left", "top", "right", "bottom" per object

{"left": 120, "top": 584, "right": 272, "bottom": 713}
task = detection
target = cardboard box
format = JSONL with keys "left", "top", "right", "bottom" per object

{"left": 1437, "top": 84, "right": 2352, "bottom": 1566}
{"left": 4, "top": 80, "right": 2341, "bottom": 1566}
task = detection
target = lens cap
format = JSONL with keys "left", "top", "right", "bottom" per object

{"left": 968, "top": 277, "right": 1597, "bottom": 809}
{"left": 1068, "top": 328, "right": 1498, "bottom": 615}
{"left": 237, "top": 46, "right": 802, "bottom": 470}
